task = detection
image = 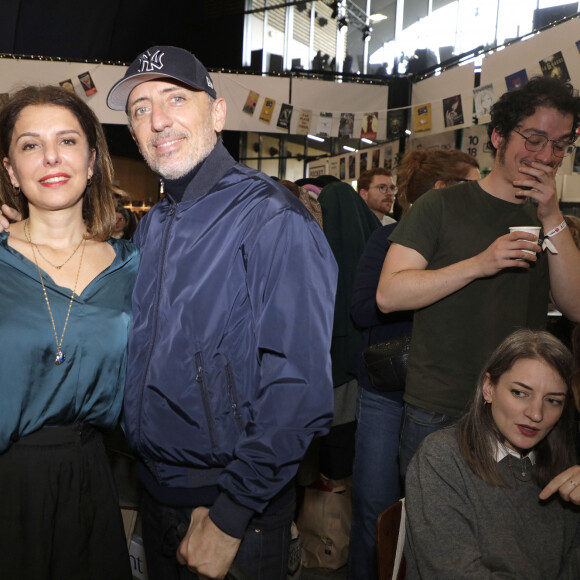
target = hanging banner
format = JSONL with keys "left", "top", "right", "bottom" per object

{"left": 242, "top": 90, "right": 259, "bottom": 115}
{"left": 413, "top": 104, "right": 432, "bottom": 133}
{"left": 339, "top": 113, "right": 355, "bottom": 138}
{"left": 539, "top": 51, "right": 570, "bottom": 82}
{"left": 277, "top": 103, "right": 293, "bottom": 129}
{"left": 442, "top": 95, "right": 464, "bottom": 127}
{"left": 259, "top": 97, "right": 276, "bottom": 123}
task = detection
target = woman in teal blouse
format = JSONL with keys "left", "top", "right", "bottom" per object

{"left": 0, "top": 86, "right": 138, "bottom": 579}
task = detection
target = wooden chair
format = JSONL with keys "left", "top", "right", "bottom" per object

{"left": 376, "top": 498, "right": 406, "bottom": 580}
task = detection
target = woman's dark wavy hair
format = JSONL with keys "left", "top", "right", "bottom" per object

{"left": 486, "top": 76, "right": 580, "bottom": 157}
{"left": 456, "top": 329, "right": 577, "bottom": 488}
{"left": 0, "top": 85, "right": 116, "bottom": 240}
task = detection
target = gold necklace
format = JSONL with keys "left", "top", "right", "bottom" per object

{"left": 24, "top": 219, "right": 85, "bottom": 270}
{"left": 24, "top": 220, "right": 86, "bottom": 366}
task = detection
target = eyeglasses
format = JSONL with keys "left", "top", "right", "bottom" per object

{"left": 513, "top": 128, "right": 576, "bottom": 158}
{"left": 371, "top": 184, "right": 398, "bottom": 195}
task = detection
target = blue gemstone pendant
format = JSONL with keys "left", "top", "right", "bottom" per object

{"left": 55, "top": 351, "right": 65, "bottom": 365}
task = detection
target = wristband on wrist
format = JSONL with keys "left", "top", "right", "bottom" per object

{"left": 541, "top": 219, "right": 567, "bottom": 254}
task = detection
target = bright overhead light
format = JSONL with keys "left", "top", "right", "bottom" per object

{"left": 361, "top": 138, "right": 374, "bottom": 144}
{"left": 405, "top": 129, "right": 412, "bottom": 135}
{"left": 370, "top": 14, "right": 387, "bottom": 23}
{"left": 307, "top": 134, "right": 325, "bottom": 142}
{"left": 343, "top": 145, "right": 357, "bottom": 152}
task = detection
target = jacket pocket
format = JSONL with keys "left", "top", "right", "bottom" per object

{"left": 225, "top": 362, "right": 244, "bottom": 433}
{"left": 194, "top": 351, "right": 218, "bottom": 450}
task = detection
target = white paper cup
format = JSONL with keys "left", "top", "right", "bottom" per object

{"left": 509, "top": 226, "right": 541, "bottom": 256}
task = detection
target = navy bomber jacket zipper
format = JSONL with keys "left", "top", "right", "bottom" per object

{"left": 135, "top": 203, "right": 177, "bottom": 453}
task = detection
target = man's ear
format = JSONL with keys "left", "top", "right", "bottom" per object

{"left": 212, "top": 98, "right": 227, "bottom": 133}
{"left": 490, "top": 128, "right": 503, "bottom": 151}
{"left": 359, "top": 189, "right": 369, "bottom": 202}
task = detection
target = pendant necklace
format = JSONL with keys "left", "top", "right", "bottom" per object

{"left": 24, "top": 219, "right": 86, "bottom": 365}
{"left": 28, "top": 232, "right": 84, "bottom": 270}
{"left": 508, "top": 452, "right": 533, "bottom": 483}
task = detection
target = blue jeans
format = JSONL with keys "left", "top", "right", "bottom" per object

{"left": 399, "top": 402, "right": 456, "bottom": 486}
{"left": 140, "top": 491, "right": 290, "bottom": 580}
{"left": 348, "top": 388, "right": 403, "bottom": 580}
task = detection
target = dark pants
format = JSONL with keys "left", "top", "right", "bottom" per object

{"left": 399, "top": 402, "right": 456, "bottom": 484}
{"left": 141, "top": 491, "right": 291, "bottom": 580}
{"left": 0, "top": 424, "right": 131, "bottom": 580}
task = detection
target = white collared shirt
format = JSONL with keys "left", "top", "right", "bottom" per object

{"left": 495, "top": 441, "right": 536, "bottom": 465}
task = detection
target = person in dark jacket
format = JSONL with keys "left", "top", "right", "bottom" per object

{"left": 105, "top": 46, "right": 338, "bottom": 579}
{"left": 316, "top": 181, "right": 381, "bottom": 479}
{"left": 348, "top": 149, "right": 480, "bottom": 580}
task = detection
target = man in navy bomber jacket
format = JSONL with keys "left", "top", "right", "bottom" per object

{"left": 106, "top": 46, "right": 338, "bottom": 579}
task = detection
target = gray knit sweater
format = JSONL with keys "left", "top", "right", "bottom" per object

{"left": 405, "top": 427, "right": 580, "bottom": 579}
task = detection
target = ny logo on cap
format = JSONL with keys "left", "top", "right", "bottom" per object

{"left": 139, "top": 49, "right": 165, "bottom": 73}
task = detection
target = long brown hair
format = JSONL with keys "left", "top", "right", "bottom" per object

{"left": 457, "top": 329, "right": 576, "bottom": 487}
{"left": 396, "top": 149, "right": 479, "bottom": 213}
{"left": 0, "top": 85, "right": 116, "bottom": 241}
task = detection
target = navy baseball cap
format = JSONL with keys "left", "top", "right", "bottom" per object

{"left": 107, "top": 46, "right": 216, "bottom": 111}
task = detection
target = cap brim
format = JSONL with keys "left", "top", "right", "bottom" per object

{"left": 106, "top": 72, "right": 196, "bottom": 111}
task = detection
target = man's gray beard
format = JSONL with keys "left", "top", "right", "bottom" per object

{"left": 143, "top": 120, "right": 217, "bottom": 180}
{"left": 145, "top": 139, "right": 215, "bottom": 180}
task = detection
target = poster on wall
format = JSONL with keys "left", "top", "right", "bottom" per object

{"left": 339, "top": 113, "right": 355, "bottom": 138}
{"left": 442, "top": 95, "right": 464, "bottom": 127}
{"left": 59, "top": 79, "right": 75, "bottom": 93}
{"left": 474, "top": 84, "right": 495, "bottom": 119}
{"left": 361, "top": 112, "right": 378, "bottom": 139}
{"left": 505, "top": 69, "right": 528, "bottom": 91}
{"left": 359, "top": 151, "right": 368, "bottom": 173}
{"left": 372, "top": 149, "right": 380, "bottom": 168}
{"left": 259, "top": 98, "right": 276, "bottom": 123}
{"left": 387, "top": 110, "right": 405, "bottom": 140}
{"left": 309, "top": 163, "right": 327, "bottom": 178}
{"left": 277, "top": 104, "right": 293, "bottom": 129}
{"left": 383, "top": 146, "right": 393, "bottom": 170}
{"left": 339, "top": 157, "right": 346, "bottom": 180}
{"left": 413, "top": 104, "right": 432, "bottom": 133}
{"left": 296, "top": 109, "right": 312, "bottom": 135}
{"left": 348, "top": 155, "right": 356, "bottom": 179}
{"left": 573, "top": 148, "right": 580, "bottom": 173}
{"left": 539, "top": 51, "right": 570, "bottom": 82}
{"left": 242, "top": 90, "right": 259, "bottom": 115}
{"left": 317, "top": 112, "right": 333, "bottom": 137}
{"left": 78, "top": 72, "right": 97, "bottom": 96}
{"left": 328, "top": 158, "right": 340, "bottom": 178}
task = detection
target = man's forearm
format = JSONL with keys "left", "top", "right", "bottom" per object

{"left": 376, "top": 256, "right": 481, "bottom": 313}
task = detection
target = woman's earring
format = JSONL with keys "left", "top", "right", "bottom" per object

{"left": 87, "top": 177, "right": 92, "bottom": 187}
{"left": 12, "top": 185, "right": 21, "bottom": 195}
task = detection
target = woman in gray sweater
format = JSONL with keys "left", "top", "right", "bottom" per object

{"left": 405, "top": 329, "right": 580, "bottom": 579}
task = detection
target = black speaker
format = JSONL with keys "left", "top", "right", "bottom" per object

{"left": 406, "top": 48, "right": 438, "bottom": 74}
{"left": 250, "top": 50, "right": 284, "bottom": 73}
{"left": 533, "top": 3, "right": 578, "bottom": 29}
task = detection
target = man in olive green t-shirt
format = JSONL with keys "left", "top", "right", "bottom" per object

{"left": 377, "top": 76, "right": 580, "bottom": 478}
